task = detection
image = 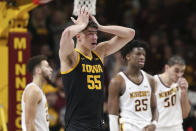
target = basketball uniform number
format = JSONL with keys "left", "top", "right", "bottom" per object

{"left": 87, "top": 75, "right": 101, "bottom": 90}
{"left": 135, "top": 99, "right": 148, "bottom": 111}
{"left": 164, "top": 94, "right": 176, "bottom": 107}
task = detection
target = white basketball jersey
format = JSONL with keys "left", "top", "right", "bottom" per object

{"left": 22, "top": 82, "right": 49, "bottom": 131}
{"left": 119, "top": 71, "right": 152, "bottom": 129}
{"left": 154, "top": 75, "right": 183, "bottom": 128}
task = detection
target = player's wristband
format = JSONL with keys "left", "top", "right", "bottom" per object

{"left": 109, "top": 114, "right": 119, "bottom": 131}
{"left": 151, "top": 120, "right": 157, "bottom": 126}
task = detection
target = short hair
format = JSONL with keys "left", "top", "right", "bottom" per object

{"left": 120, "top": 40, "right": 149, "bottom": 60}
{"left": 167, "top": 55, "right": 185, "bottom": 66}
{"left": 83, "top": 19, "right": 98, "bottom": 31}
{"left": 27, "top": 55, "right": 47, "bottom": 75}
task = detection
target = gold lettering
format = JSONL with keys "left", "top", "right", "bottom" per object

{"left": 16, "top": 77, "right": 26, "bottom": 89}
{"left": 159, "top": 87, "right": 178, "bottom": 98}
{"left": 16, "top": 103, "right": 22, "bottom": 115}
{"left": 16, "top": 90, "right": 23, "bottom": 102}
{"left": 82, "top": 64, "right": 86, "bottom": 72}
{"left": 15, "top": 64, "right": 26, "bottom": 75}
{"left": 86, "top": 65, "right": 92, "bottom": 73}
{"left": 18, "top": 51, "right": 23, "bottom": 62}
{"left": 82, "top": 64, "right": 103, "bottom": 73}
{"left": 94, "top": 65, "right": 99, "bottom": 73}
{"left": 14, "top": 37, "right": 26, "bottom": 49}
{"left": 98, "top": 65, "right": 103, "bottom": 72}
{"left": 91, "top": 65, "right": 95, "bottom": 73}
{"left": 130, "top": 91, "right": 149, "bottom": 98}
{"left": 15, "top": 117, "right": 21, "bottom": 128}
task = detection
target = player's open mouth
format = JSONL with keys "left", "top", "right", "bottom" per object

{"left": 91, "top": 43, "right": 97, "bottom": 45}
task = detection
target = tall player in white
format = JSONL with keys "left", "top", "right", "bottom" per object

{"left": 22, "top": 55, "right": 53, "bottom": 131}
{"left": 108, "top": 40, "right": 158, "bottom": 131}
{"left": 154, "top": 56, "right": 190, "bottom": 131}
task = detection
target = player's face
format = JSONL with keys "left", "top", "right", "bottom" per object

{"left": 166, "top": 64, "right": 185, "bottom": 83}
{"left": 40, "top": 60, "right": 53, "bottom": 80}
{"left": 128, "top": 47, "right": 146, "bottom": 68}
{"left": 80, "top": 27, "right": 98, "bottom": 50}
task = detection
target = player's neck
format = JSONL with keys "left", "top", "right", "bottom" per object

{"left": 32, "top": 75, "right": 46, "bottom": 89}
{"left": 126, "top": 66, "right": 141, "bottom": 77}
{"left": 159, "top": 73, "right": 173, "bottom": 87}
{"left": 76, "top": 44, "right": 92, "bottom": 57}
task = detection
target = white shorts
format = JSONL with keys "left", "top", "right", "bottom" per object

{"left": 156, "top": 125, "right": 183, "bottom": 131}
{"left": 120, "top": 122, "right": 145, "bottom": 131}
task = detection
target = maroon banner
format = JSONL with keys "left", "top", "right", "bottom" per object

{"left": 8, "top": 32, "right": 31, "bottom": 131}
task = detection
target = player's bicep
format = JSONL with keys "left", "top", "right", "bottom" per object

{"left": 108, "top": 76, "right": 122, "bottom": 115}
{"left": 24, "top": 88, "right": 41, "bottom": 125}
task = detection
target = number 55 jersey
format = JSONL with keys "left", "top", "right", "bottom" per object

{"left": 154, "top": 75, "right": 183, "bottom": 130}
{"left": 119, "top": 71, "right": 152, "bottom": 130}
{"left": 61, "top": 49, "right": 104, "bottom": 130}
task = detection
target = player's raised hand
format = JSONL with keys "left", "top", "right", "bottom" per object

{"left": 89, "top": 14, "right": 100, "bottom": 28}
{"left": 178, "top": 77, "right": 189, "bottom": 93}
{"left": 71, "top": 7, "right": 89, "bottom": 27}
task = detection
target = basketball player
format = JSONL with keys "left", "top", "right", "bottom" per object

{"left": 59, "top": 7, "right": 135, "bottom": 130}
{"left": 108, "top": 40, "right": 158, "bottom": 131}
{"left": 154, "top": 56, "right": 191, "bottom": 131}
{"left": 21, "top": 55, "right": 53, "bottom": 131}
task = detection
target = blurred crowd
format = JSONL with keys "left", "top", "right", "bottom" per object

{"left": 28, "top": 0, "right": 196, "bottom": 130}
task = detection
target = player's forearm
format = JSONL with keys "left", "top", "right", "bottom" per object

{"left": 151, "top": 93, "right": 159, "bottom": 121}
{"left": 59, "top": 24, "right": 86, "bottom": 54}
{"left": 98, "top": 25, "right": 135, "bottom": 39}
{"left": 62, "top": 24, "right": 86, "bottom": 38}
{"left": 181, "top": 92, "right": 191, "bottom": 118}
{"left": 151, "top": 106, "right": 159, "bottom": 121}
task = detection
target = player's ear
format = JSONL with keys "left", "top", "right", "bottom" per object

{"left": 165, "top": 65, "right": 169, "bottom": 72}
{"left": 126, "top": 54, "right": 130, "bottom": 61}
{"left": 76, "top": 34, "right": 81, "bottom": 41}
{"left": 35, "top": 66, "right": 42, "bottom": 75}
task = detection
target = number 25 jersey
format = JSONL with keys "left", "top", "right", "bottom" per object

{"left": 119, "top": 71, "right": 152, "bottom": 129}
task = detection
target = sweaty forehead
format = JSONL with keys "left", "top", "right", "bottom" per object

{"left": 41, "top": 60, "right": 48, "bottom": 66}
{"left": 84, "top": 27, "right": 98, "bottom": 32}
{"left": 131, "top": 47, "right": 146, "bottom": 53}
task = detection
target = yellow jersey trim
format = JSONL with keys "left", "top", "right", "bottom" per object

{"left": 120, "top": 123, "right": 124, "bottom": 131}
{"left": 75, "top": 48, "right": 93, "bottom": 61}
{"left": 92, "top": 51, "right": 104, "bottom": 64}
{"left": 61, "top": 53, "right": 80, "bottom": 74}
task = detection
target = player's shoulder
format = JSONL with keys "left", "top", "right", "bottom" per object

{"left": 142, "top": 71, "right": 157, "bottom": 88}
{"left": 110, "top": 72, "right": 125, "bottom": 86}
{"left": 24, "top": 84, "right": 42, "bottom": 98}
{"left": 60, "top": 49, "right": 79, "bottom": 72}
{"left": 109, "top": 72, "right": 126, "bottom": 94}
{"left": 23, "top": 84, "right": 42, "bottom": 103}
{"left": 142, "top": 71, "right": 154, "bottom": 80}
